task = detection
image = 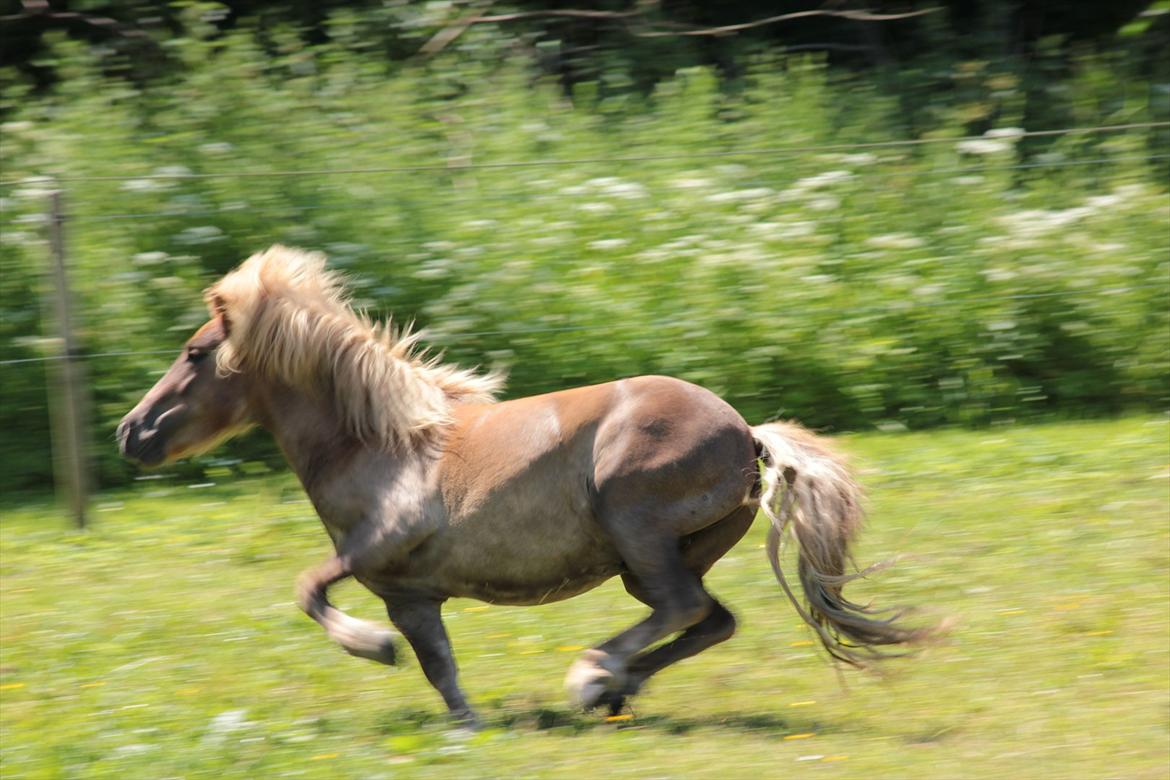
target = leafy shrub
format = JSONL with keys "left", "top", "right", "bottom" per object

{"left": 1, "top": 30, "right": 1166, "bottom": 491}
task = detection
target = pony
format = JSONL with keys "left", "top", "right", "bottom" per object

{"left": 118, "top": 245, "right": 926, "bottom": 726}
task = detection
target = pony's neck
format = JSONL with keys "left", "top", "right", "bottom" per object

{"left": 250, "top": 378, "right": 396, "bottom": 498}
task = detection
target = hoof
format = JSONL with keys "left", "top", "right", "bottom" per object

{"left": 565, "top": 649, "right": 627, "bottom": 711}
{"left": 450, "top": 709, "right": 483, "bottom": 732}
{"left": 344, "top": 627, "right": 399, "bottom": 666}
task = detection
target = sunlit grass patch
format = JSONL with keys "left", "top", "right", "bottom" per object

{"left": 1, "top": 417, "right": 1167, "bottom": 778}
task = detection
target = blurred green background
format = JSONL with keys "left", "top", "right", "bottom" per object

{"left": 0, "top": 0, "right": 1167, "bottom": 492}
{"left": 1, "top": 5, "right": 1169, "bottom": 779}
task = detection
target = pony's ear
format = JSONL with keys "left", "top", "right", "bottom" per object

{"left": 209, "top": 292, "right": 231, "bottom": 337}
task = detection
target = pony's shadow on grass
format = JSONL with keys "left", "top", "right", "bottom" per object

{"left": 377, "top": 706, "right": 799, "bottom": 738}
{"left": 497, "top": 707, "right": 800, "bottom": 737}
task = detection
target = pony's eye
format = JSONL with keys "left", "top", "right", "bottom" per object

{"left": 187, "top": 347, "right": 209, "bottom": 364}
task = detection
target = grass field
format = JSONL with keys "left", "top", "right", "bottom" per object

{"left": 2, "top": 417, "right": 1168, "bottom": 779}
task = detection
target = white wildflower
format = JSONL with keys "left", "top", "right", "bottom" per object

{"left": 413, "top": 262, "right": 451, "bottom": 280}
{"left": 121, "top": 178, "right": 167, "bottom": 193}
{"left": 603, "top": 181, "right": 648, "bottom": 199}
{"left": 1086, "top": 194, "right": 1122, "bottom": 210}
{"left": 154, "top": 165, "right": 193, "bottom": 178}
{"left": 1091, "top": 242, "right": 1126, "bottom": 253}
{"left": 1114, "top": 183, "right": 1147, "bottom": 199}
{"left": 999, "top": 206, "right": 1091, "bottom": 237}
{"left": 578, "top": 202, "right": 615, "bottom": 215}
{"left": 706, "top": 191, "right": 741, "bottom": 204}
{"left": 985, "top": 127, "right": 1025, "bottom": 140}
{"left": 0, "top": 230, "right": 34, "bottom": 245}
{"left": 797, "top": 170, "right": 853, "bottom": 189}
{"left": 866, "top": 233, "right": 925, "bottom": 250}
{"left": 635, "top": 249, "right": 670, "bottom": 263}
{"left": 588, "top": 238, "right": 629, "bottom": 251}
{"left": 956, "top": 139, "right": 1010, "bottom": 155}
{"left": 12, "top": 180, "right": 56, "bottom": 199}
{"left": 840, "top": 153, "right": 878, "bottom": 165}
{"left": 133, "top": 252, "right": 169, "bottom": 266}
{"left": 672, "top": 177, "right": 712, "bottom": 190}
{"left": 175, "top": 225, "right": 224, "bottom": 245}
{"left": 980, "top": 267, "right": 1018, "bottom": 282}
{"left": 778, "top": 221, "right": 817, "bottom": 239}
{"left": 746, "top": 221, "right": 819, "bottom": 240}
{"left": 202, "top": 710, "right": 252, "bottom": 747}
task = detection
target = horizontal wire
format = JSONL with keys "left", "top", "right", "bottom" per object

{"left": 1, "top": 121, "right": 1166, "bottom": 187}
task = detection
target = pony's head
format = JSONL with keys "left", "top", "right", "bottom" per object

{"left": 117, "top": 313, "right": 252, "bottom": 466}
{"left": 118, "top": 245, "right": 504, "bottom": 467}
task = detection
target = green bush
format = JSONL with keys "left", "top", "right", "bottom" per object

{"left": 1, "top": 28, "right": 1167, "bottom": 491}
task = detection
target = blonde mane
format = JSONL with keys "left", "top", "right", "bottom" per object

{"left": 206, "top": 245, "right": 504, "bottom": 449}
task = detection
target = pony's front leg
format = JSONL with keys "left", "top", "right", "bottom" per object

{"left": 385, "top": 599, "right": 479, "bottom": 728}
{"left": 296, "top": 553, "right": 399, "bottom": 666}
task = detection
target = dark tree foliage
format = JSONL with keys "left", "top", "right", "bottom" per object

{"left": 1, "top": 0, "right": 1164, "bottom": 96}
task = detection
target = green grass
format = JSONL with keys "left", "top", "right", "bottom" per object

{"left": 2, "top": 417, "right": 1168, "bottom": 779}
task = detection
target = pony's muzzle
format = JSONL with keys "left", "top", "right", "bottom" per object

{"left": 117, "top": 410, "right": 168, "bottom": 466}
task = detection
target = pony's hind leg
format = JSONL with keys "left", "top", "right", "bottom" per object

{"left": 564, "top": 530, "right": 715, "bottom": 711}
{"left": 602, "top": 505, "right": 755, "bottom": 712}
{"left": 601, "top": 597, "right": 737, "bottom": 715}
{"left": 569, "top": 505, "right": 755, "bottom": 713}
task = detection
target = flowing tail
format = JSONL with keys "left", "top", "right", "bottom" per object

{"left": 752, "top": 421, "right": 927, "bottom": 667}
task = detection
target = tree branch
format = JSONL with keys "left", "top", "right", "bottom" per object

{"left": 461, "top": 5, "right": 939, "bottom": 38}
{"left": 634, "top": 8, "right": 940, "bottom": 38}
{"left": 0, "top": 6, "right": 155, "bottom": 42}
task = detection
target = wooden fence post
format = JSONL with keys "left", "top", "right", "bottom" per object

{"left": 45, "top": 189, "right": 91, "bottom": 529}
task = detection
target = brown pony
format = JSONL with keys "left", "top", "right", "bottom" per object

{"left": 118, "top": 245, "right": 926, "bottom": 726}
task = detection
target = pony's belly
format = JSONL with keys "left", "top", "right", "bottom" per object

{"left": 395, "top": 512, "right": 624, "bottom": 605}
{"left": 447, "top": 568, "right": 621, "bottom": 606}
